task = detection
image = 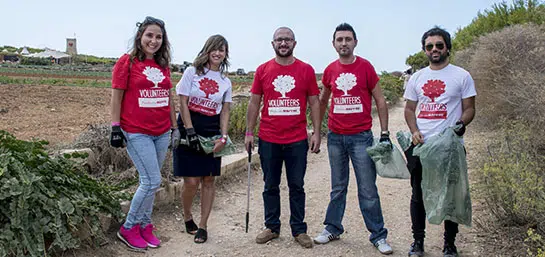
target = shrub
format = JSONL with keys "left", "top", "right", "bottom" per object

{"left": 454, "top": 24, "right": 545, "bottom": 148}
{"left": 0, "top": 130, "right": 123, "bottom": 256}
{"left": 378, "top": 72, "right": 404, "bottom": 104}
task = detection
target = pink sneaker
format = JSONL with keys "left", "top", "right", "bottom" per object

{"left": 117, "top": 225, "right": 148, "bottom": 251}
{"left": 140, "top": 224, "right": 161, "bottom": 248}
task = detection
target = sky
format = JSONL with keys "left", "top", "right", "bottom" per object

{"left": 4, "top": 0, "right": 506, "bottom": 73}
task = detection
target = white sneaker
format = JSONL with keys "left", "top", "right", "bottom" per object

{"left": 375, "top": 238, "right": 393, "bottom": 255}
{"left": 313, "top": 229, "right": 339, "bottom": 244}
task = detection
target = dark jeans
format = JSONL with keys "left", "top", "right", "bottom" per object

{"left": 258, "top": 138, "right": 309, "bottom": 236}
{"left": 405, "top": 144, "right": 459, "bottom": 244}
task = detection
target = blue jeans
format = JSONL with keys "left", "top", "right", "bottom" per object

{"left": 122, "top": 130, "right": 170, "bottom": 229}
{"left": 324, "top": 130, "right": 388, "bottom": 244}
{"left": 258, "top": 138, "right": 308, "bottom": 236}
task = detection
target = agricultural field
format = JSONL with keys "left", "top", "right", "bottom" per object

{"left": 0, "top": 64, "right": 255, "bottom": 146}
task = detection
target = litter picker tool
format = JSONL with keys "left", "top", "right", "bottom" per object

{"left": 245, "top": 147, "right": 252, "bottom": 233}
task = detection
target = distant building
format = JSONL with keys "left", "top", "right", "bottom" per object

{"left": 1, "top": 49, "right": 19, "bottom": 62}
{"left": 236, "top": 68, "right": 246, "bottom": 75}
{"left": 26, "top": 49, "right": 72, "bottom": 64}
{"left": 20, "top": 47, "right": 30, "bottom": 55}
{"left": 66, "top": 38, "right": 77, "bottom": 56}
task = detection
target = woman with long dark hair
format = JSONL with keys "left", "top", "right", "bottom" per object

{"left": 110, "top": 16, "right": 178, "bottom": 251}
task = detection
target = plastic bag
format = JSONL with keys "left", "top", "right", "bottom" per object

{"left": 412, "top": 126, "right": 472, "bottom": 226}
{"left": 396, "top": 131, "right": 413, "bottom": 152}
{"left": 366, "top": 139, "right": 410, "bottom": 179}
{"left": 198, "top": 135, "right": 236, "bottom": 157}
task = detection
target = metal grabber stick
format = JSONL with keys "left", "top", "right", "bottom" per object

{"left": 245, "top": 147, "right": 252, "bottom": 233}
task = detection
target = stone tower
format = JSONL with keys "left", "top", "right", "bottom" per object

{"left": 66, "top": 38, "right": 77, "bottom": 55}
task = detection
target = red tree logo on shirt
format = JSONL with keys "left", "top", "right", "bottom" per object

{"left": 422, "top": 79, "right": 446, "bottom": 102}
{"left": 199, "top": 78, "right": 219, "bottom": 98}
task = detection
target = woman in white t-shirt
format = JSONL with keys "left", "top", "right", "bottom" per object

{"left": 172, "top": 35, "right": 232, "bottom": 244}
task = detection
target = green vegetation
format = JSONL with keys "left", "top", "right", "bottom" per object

{"left": 378, "top": 72, "right": 404, "bottom": 104}
{"left": 405, "top": 0, "right": 545, "bottom": 70}
{"left": 455, "top": 23, "right": 545, "bottom": 255}
{"left": 0, "top": 67, "right": 111, "bottom": 78}
{"left": 452, "top": 0, "right": 545, "bottom": 51}
{"left": 0, "top": 76, "right": 111, "bottom": 88}
{"left": 0, "top": 130, "right": 123, "bottom": 256}
{"left": 73, "top": 55, "right": 117, "bottom": 66}
{"left": 405, "top": 51, "right": 428, "bottom": 71}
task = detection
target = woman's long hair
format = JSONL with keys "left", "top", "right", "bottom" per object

{"left": 129, "top": 16, "right": 171, "bottom": 68}
{"left": 193, "top": 35, "right": 230, "bottom": 76}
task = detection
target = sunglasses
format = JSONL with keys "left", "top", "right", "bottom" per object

{"left": 424, "top": 42, "right": 445, "bottom": 51}
{"left": 137, "top": 16, "right": 165, "bottom": 28}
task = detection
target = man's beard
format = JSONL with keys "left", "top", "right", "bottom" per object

{"left": 275, "top": 47, "right": 293, "bottom": 57}
{"left": 428, "top": 51, "right": 448, "bottom": 64}
{"left": 338, "top": 47, "right": 352, "bottom": 57}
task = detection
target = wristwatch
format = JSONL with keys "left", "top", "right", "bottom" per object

{"left": 381, "top": 131, "right": 390, "bottom": 136}
{"left": 220, "top": 134, "right": 228, "bottom": 144}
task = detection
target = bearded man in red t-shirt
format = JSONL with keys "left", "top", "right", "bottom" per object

{"left": 313, "top": 23, "right": 393, "bottom": 255}
{"left": 245, "top": 27, "right": 321, "bottom": 249}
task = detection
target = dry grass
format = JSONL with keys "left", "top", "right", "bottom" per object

{"left": 454, "top": 24, "right": 545, "bottom": 255}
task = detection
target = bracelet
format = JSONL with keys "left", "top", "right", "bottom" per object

{"left": 245, "top": 131, "right": 254, "bottom": 136}
{"left": 111, "top": 122, "right": 120, "bottom": 126}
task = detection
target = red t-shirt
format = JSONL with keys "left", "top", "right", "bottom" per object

{"left": 251, "top": 58, "right": 320, "bottom": 144}
{"left": 322, "top": 56, "right": 379, "bottom": 134}
{"left": 112, "top": 54, "right": 172, "bottom": 136}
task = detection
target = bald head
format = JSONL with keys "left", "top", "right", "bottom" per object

{"left": 273, "top": 27, "right": 295, "bottom": 40}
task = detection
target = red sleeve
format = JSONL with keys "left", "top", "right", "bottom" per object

{"left": 250, "top": 64, "right": 263, "bottom": 95}
{"left": 112, "top": 54, "right": 131, "bottom": 90}
{"left": 321, "top": 65, "right": 331, "bottom": 90}
{"left": 165, "top": 67, "right": 173, "bottom": 89}
{"left": 307, "top": 65, "right": 320, "bottom": 96}
{"left": 366, "top": 62, "right": 380, "bottom": 91}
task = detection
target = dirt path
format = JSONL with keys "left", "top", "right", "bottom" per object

{"left": 74, "top": 101, "right": 483, "bottom": 257}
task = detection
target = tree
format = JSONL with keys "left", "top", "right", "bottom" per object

{"left": 406, "top": 51, "right": 429, "bottom": 71}
{"left": 422, "top": 79, "right": 446, "bottom": 102}
{"left": 335, "top": 73, "right": 357, "bottom": 96}
{"left": 199, "top": 78, "right": 219, "bottom": 98}
{"left": 273, "top": 75, "right": 296, "bottom": 98}
{"left": 143, "top": 67, "right": 165, "bottom": 88}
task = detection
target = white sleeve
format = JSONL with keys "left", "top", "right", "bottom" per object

{"left": 403, "top": 74, "right": 418, "bottom": 101}
{"left": 223, "top": 79, "right": 233, "bottom": 103}
{"left": 176, "top": 67, "right": 195, "bottom": 96}
{"left": 461, "top": 72, "right": 477, "bottom": 99}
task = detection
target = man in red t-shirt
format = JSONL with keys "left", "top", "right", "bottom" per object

{"left": 245, "top": 27, "right": 321, "bottom": 249}
{"left": 313, "top": 23, "right": 393, "bottom": 255}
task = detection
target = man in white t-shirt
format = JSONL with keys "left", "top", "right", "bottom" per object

{"left": 403, "top": 27, "right": 476, "bottom": 257}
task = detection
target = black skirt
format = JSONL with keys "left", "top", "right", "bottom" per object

{"left": 173, "top": 111, "right": 222, "bottom": 177}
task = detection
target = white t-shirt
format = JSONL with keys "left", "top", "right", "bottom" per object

{"left": 176, "top": 66, "right": 232, "bottom": 116}
{"left": 403, "top": 64, "right": 476, "bottom": 141}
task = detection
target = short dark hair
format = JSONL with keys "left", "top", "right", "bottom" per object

{"left": 333, "top": 23, "right": 357, "bottom": 41}
{"left": 421, "top": 26, "right": 452, "bottom": 51}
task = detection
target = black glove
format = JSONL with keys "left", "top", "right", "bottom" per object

{"left": 379, "top": 132, "right": 392, "bottom": 149}
{"left": 171, "top": 128, "right": 181, "bottom": 149}
{"left": 110, "top": 125, "right": 125, "bottom": 148}
{"left": 185, "top": 127, "right": 201, "bottom": 152}
{"left": 454, "top": 120, "right": 466, "bottom": 136}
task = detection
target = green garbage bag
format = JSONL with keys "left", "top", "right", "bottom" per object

{"left": 198, "top": 135, "right": 236, "bottom": 158}
{"left": 396, "top": 131, "right": 413, "bottom": 152}
{"left": 412, "top": 126, "right": 472, "bottom": 226}
{"left": 366, "top": 139, "right": 410, "bottom": 179}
